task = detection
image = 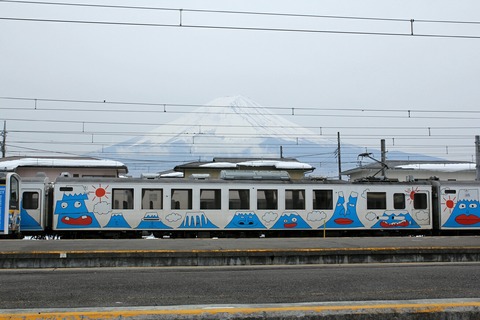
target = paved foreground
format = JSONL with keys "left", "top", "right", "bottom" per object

{"left": 2, "top": 299, "right": 480, "bottom": 319}
{"left": 0, "top": 236, "right": 479, "bottom": 268}
{"left": 1, "top": 236, "right": 479, "bottom": 319}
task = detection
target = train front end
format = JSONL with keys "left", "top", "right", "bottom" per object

{"left": 0, "top": 172, "right": 21, "bottom": 235}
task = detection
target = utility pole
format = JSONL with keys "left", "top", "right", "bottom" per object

{"left": 476, "top": 135, "right": 480, "bottom": 181}
{"left": 337, "top": 132, "right": 342, "bottom": 180}
{"left": 1, "top": 121, "right": 5, "bottom": 158}
{"left": 381, "top": 139, "right": 386, "bottom": 177}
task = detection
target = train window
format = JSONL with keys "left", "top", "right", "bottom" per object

{"left": 313, "top": 190, "right": 333, "bottom": 210}
{"left": 367, "top": 192, "right": 386, "bottom": 210}
{"left": 257, "top": 189, "right": 278, "bottom": 210}
{"left": 200, "top": 189, "right": 221, "bottom": 210}
{"left": 9, "top": 175, "right": 19, "bottom": 210}
{"left": 171, "top": 189, "right": 192, "bottom": 210}
{"left": 285, "top": 189, "right": 305, "bottom": 210}
{"left": 112, "top": 189, "right": 134, "bottom": 210}
{"left": 141, "top": 189, "right": 163, "bottom": 210}
{"left": 229, "top": 189, "right": 250, "bottom": 210}
{"left": 393, "top": 193, "right": 405, "bottom": 209}
{"left": 413, "top": 193, "right": 428, "bottom": 209}
{"left": 22, "top": 192, "right": 39, "bottom": 210}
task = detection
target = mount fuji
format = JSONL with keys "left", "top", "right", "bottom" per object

{"left": 90, "top": 96, "right": 439, "bottom": 177}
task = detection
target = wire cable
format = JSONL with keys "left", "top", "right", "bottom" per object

{"left": 2, "top": 0, "right": 480, "bottom": 25}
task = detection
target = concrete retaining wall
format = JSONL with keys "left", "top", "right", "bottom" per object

{"left": 1, "top": 247, "right": 479, "bottom": 268}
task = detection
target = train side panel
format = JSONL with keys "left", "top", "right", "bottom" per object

{"left": 437, "top": 181, "right": 480, "bottom": 230}
{"left": 50, "top": 177, "right": 433, "bottom": 234}
{"left": 309, "top": 183, "right": 432, "bottom": 231}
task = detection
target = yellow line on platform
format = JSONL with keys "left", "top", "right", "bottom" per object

{"left": 2, "top": 301, "right": 480, "bottom": 320}
{"left": 2, "top": 246, "right": 480, "bottom": 255}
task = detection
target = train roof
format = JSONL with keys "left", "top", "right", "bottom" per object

{"left": 0, "top": 156, "right": 127, "bottom": 172}
{"left": 51, "top": 174, "right": 445, "bottom": 186}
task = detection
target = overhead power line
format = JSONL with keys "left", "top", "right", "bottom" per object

{"left": 1, "top": 16, "right": 479, "bottom": 39}
{"left": 1, "top": 96, "right": 480, "bottom": 119}
{"left": 2, "top": 116, "right": 480, "bottom": 132}
{"left": 2, "top": 0, "right": 480, "bottom": 25}
{"left": 1, "top": 0, "right": 480, "bottom": 39}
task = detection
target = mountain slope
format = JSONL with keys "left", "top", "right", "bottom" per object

{"left": 90, "top": 96, "right": 439, "bottom": 177}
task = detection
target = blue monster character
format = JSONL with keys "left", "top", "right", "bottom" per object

{"left": 225, "top": 212, "right": 266, "bottom": 229}
{"left": 443, "top": 189, "right": 480, "bottom": 228}
{"left": 271, "top": 212, "right": 311, "bottom": 229}
{"left": 371, "top": 212, "right": 420, "bottom": 229}
{"left": 325, "top": 191, "right": 364, "bottom": 228}
{"left": 55, "top": 193, "right": 100, "bottom": 229}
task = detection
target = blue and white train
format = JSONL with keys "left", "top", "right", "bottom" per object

{"left": 0, "top": 172, "right": 21, "bottom": 236}
{"left": 5, "top": 171, "right": 480, "bottom": 238}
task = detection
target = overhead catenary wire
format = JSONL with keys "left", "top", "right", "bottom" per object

{"left": 1, "top": 16, "right": 480, "bottom": 39}
{"left": 2, "top": 0, "right": 480, "bottom": 25}
{"left": 1, "top": 96, "right": 480, "bottom": 118}
{"left": 1, "top": 0, "right": 480, "bottom": 39}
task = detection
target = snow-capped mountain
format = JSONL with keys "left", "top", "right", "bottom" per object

{"left": 90, "top": 96, "right": 439, "bottom": 177}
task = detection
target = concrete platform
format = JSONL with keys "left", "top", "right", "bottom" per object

{"left": 2, "top": 299, "right": 480, "bottom": 319}
{"left": 0, "top": 236, "right": 479, "bottom": 268}
{"left": 2, "top": 238, "right": 480, "bottom": 319}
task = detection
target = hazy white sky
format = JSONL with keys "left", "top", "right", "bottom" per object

{"left": 1, "top": 0, "right": 480, "bottom": 170}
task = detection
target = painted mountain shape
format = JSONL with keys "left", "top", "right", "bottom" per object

{"left": 105, "top": 213, "right": 131, "bottom": 228}
{"left": 136, "top": 212, "right": 172, "bottom": 229}
{"left": 179, "top": 212, "right": 218, "bottom": 229}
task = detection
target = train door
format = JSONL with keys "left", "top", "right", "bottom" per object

{"left": 21, "top": 187, "right": 45, "bottom": 231}
{"left": 0, "top": 173, "right": 21, "bottom": 235}
{"left": 409, "top": 189, "right": 431, "bottom": 229}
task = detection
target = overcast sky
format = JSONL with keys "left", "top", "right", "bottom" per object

{"left": 1, "top": 0, "right": 480, "bottom": 168}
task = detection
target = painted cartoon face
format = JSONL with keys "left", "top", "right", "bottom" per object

{"left": 379, "top": 214, "right": 409, "bottom": 228}
{"left": 56, "top": 198, "right": 87, "bottom": 214}
{"left": 449, "top": 200, "right": 480, "bottom": 226}
{"left": 334, "top": 217, "right": 353, "bottom": 225}
{"left": 272, "top": 213, "right": 311, "bottom": 229}
{"left": 226, "top": 213, "right": 266, "bottom": 229}
{"left": 325, "top": 192, "right": 364, "bottom": 228}
{"left": 371, "top": 212, "right": 420, "bottom": 229}
{"left": 55, "top": 194, "right": 100, "bottom": 228}
{"left": 442, "top": 189, "right": 480, "bottom": 228}
{"left": 55, "top": 197, "right": 91, "bottom": 225}
{"left": 283, "top": 216, "right": 298, "bottom": 228}
{"left": 235, "top": 215, "right": 257, "bottom": 227}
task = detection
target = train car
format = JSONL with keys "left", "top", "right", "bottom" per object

{"left": 0, "top": 172, "right": 21, "bottom": 236}
{"left": 16, "top": 170, "right": 480, "bottom": 238}
{"left": 39, "top": 171, "right": 434, "bottom": 238}
{"left": 433, "top": 180, "right": 480, "bottom": 232}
